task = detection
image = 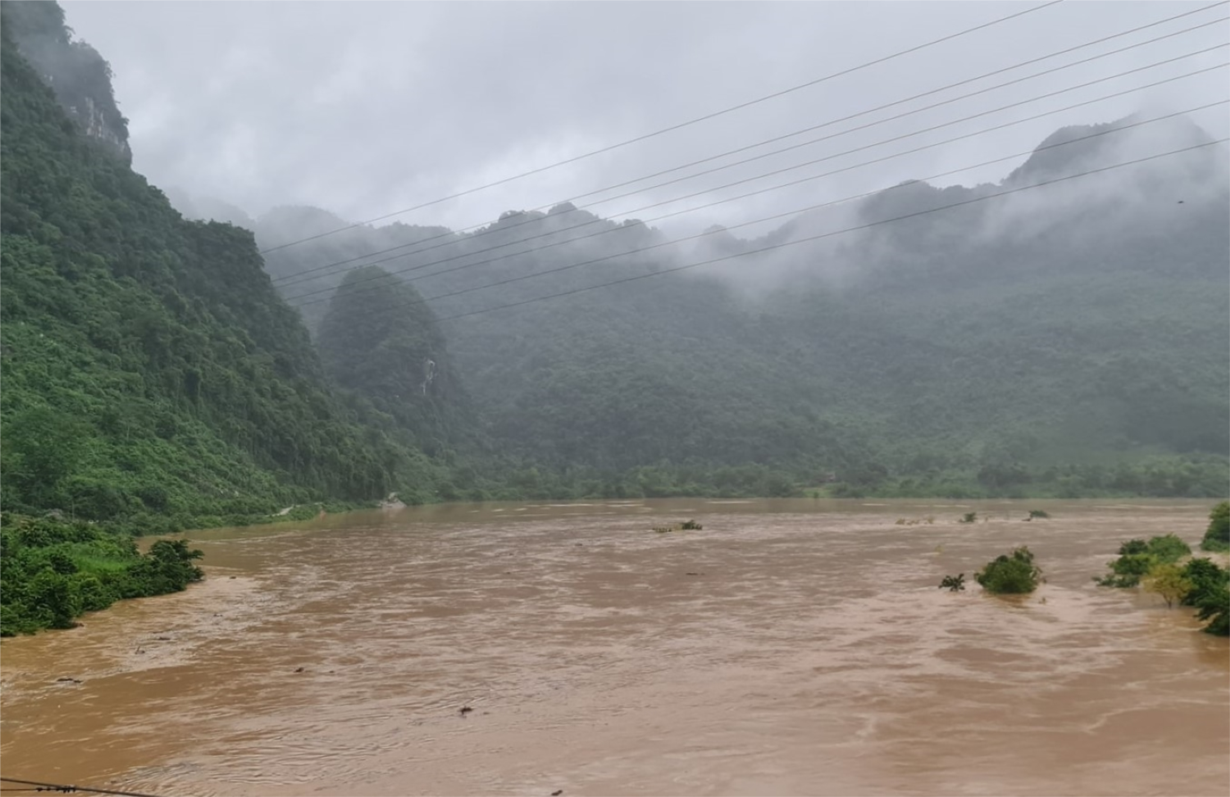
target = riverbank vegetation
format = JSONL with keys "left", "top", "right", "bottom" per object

{"left": 1095, "top": 531, "right": 1229, "bottom": 636}
{"left": 0, "top": 515, "right": 203, "bottom": 635}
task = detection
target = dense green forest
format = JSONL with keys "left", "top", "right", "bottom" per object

{"left": 317, "top": 266, "right": 475, "bottom": 456}
{"left": 0, "top": 2, "right": 407, "bottom": 527}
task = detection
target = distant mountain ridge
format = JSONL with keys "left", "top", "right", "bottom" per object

{"left": 251, "top": 110, "right": 1228, "bottom": 493}
{"left": 10, "top": 0, "right": 1222, "bottom": 502}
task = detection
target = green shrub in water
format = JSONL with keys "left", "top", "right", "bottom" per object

{"left": 975, "top": 546, "right": 1042, "bottom": 594}
{"left": 1142, "top": 563, "right": 1193, "bottom": 609}
{"left": 1180, "top": 558, "right": 1230, "bottom": 606}
{"left": 1201, "top": 501, "right": 1230, "bottom": 552}
{"left": 939, "top": 573, "right": 966, "bottom": 592}
{"left": 1146, "top": 534, "right": 1191, "bottom": 564}
{"left": 1096, "top": 535, "right": 1192, "bottom": 588}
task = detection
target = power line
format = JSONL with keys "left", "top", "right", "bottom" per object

{"left": 0, "top": 778, "right": 167, "bottom": 797}
{"left": 269, "top": 2, "right": 1228, "bottom": 287}
{"left": 282, "top": 52, "right": 1228, "bottom": 309}
{"left": 281, "top": 53, "right": 1230, "bottom": 305}
{"left": 306, "top": 97, "right": 1230, "bottom": 329}
{"left": 256, "top": 0, "right": 1066, "bottom": 255}
{"left": 496, "top": 4, "right": 1230, "bottom": 214}
{"left": 307, "top": 102, "right": 1227, "bottom": 336}
{"left": 411, "top": 85, "right": 1228, "bottom": 296}
{"left": 434, "top": 139, "right": 1227, "bottom": 324}
{"left": 291, "top": 65, "right": 1225, "bottom": 311}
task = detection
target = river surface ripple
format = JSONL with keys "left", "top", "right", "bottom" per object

{"left": 2, "top": 499, "right": 1227, "bottom": 796}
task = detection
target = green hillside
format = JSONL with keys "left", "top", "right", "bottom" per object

{"left": 0, "top": 5, "right": 412, "bottom": 527}
{"left": 317, "top": 266, "right": 476, "bottom": 457}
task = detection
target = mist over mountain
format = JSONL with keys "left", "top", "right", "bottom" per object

{"left": 236, "top": 111, "right": 1228, "bottom": 495}
{"left": 3, "top": 0, "right": 131, "bottom": 164}
{"left": 4, "top": 0, "right": 1228, "bottom": 530}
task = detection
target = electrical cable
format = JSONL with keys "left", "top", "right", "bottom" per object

{"left": 281, "top": 56, "right": 1228, "bottom": 310}
{"left": 269, "top": 3, "right": 1228, "bottom": 288}
{"left": 0, "top": 778, "right": 168, "bottom": 797}
{"left": 256, "top": 0, "right": 1067, "bottom": 254}
{"left": 433, "top": 139, "right": 1227, "bottom": 324}
{"left": 296, "top": 106, "right": 1227, "bottom": 335}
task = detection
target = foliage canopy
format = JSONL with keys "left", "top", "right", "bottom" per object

{"left": 975, "top": 547, "right": 1042, "bottom": 594}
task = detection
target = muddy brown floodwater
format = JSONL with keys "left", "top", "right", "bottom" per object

{"left": 2, "top": 499, "right": 1227, "bottom": 796}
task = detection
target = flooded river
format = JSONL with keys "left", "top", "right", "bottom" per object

{"left": 1, "top": 499, "right": 1227, "bottom": 796}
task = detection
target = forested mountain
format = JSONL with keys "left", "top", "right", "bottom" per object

{"left": 6, "top": 0, "right": 1226, "bottom": 515}
{"left": 0, "top": 2, "right": 432, "bottom": 529}
{"left": 253, "top": 114, "right": 1230, "bottom": 497}
{"left": 317, "top": 266, "right": 475, "bottom": 457}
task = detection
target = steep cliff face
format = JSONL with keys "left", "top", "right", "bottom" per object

{"left": 3, "top": 0, "right": 133, "bottom": 165}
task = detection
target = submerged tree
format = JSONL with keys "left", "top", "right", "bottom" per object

{"left": 1142, "top": 563, "right": 1193, "bottom": 609}
{"left": 1096, "top": 535, "right": 1194, "bottom": 588}
{"left": 1202, "top": 501, "right": 1230, "bottom": 552}
{"left": 1146, "top": 534, "right": 1191, "bottom": 564}
{"left": 975, "top": 546, "right": 1042, "bottom": 594}
{"left": 939, "top": 573, "right": 966, "bottom": 592}
{"left": 1194, "top": 585, "right": 1230, "bottom": 636}
{"left": 1180, "top": 558, "right": 1230, "bottom": 607}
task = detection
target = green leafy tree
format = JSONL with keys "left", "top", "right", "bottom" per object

{"left": 25, "top": 569, "right": 81, "bottom": 629}
{"left": 1180, "top": 558, "right": 1230, "bottom": 607}
{"left": 1142, "top": 563, "right": 1193, "bottom": 609}
{"left": 3, "top": 406, "right": 89, "bottom": 507}
{"left": 976, "top": 547, "right": 1042, "bottom": 594}
{"left": 1201, "top": 501, "right": 1230, "bottom": 551}
{"left": 1097, "top": 535, "right": 1194, "bottom": 588}
{"left": 1146, "top": 534, "right": 1191, "bottom": 564}
{"left": 1194, "top": 585, "right": 1229, "bottom": 636}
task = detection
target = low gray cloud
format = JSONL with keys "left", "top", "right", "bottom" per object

{"left": 62, "top": 1, "right": 1227, "bottom": 236}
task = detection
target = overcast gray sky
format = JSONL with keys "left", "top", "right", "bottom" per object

{"left": 61, "top": 1, "right": 1228, "bottom": 237}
